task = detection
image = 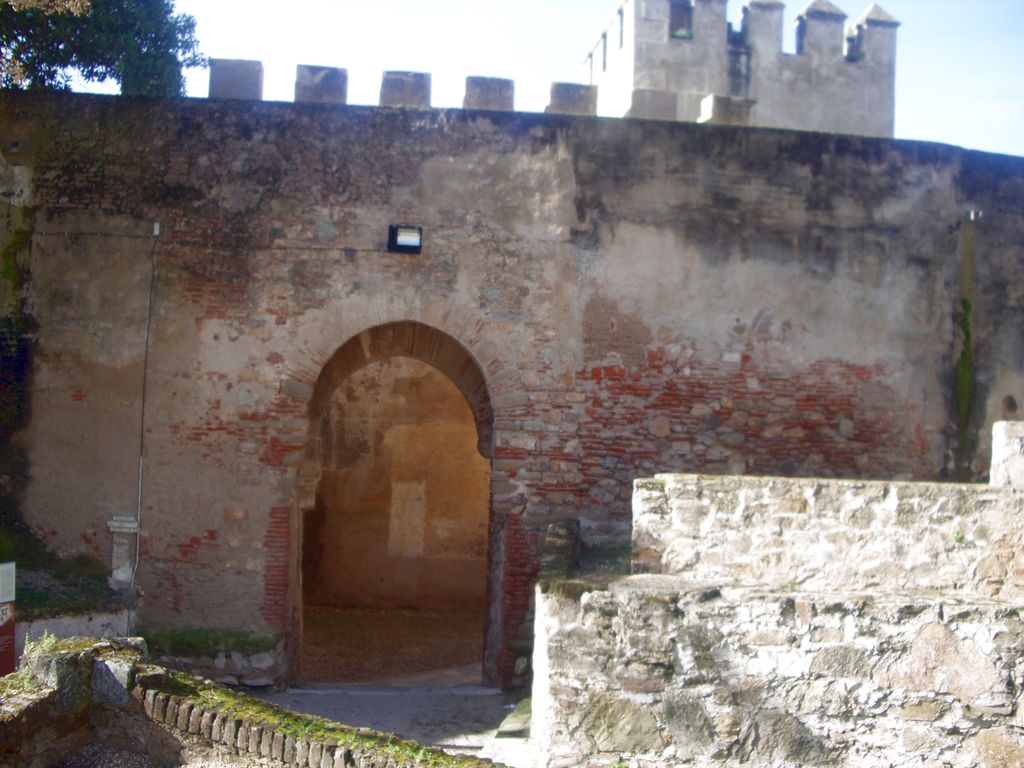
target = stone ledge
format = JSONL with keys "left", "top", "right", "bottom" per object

{"left": 16, "top": 610, "right": 135, "bottom": 657}
{"left": 2, "top": 637, "right": 505, "bottom": 768}
{"left": 133, "top": 672, "right": 503, "bottom": 767}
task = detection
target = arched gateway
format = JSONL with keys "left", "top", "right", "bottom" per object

{"left": 293, "top": 322, "right": 499, "bottom": 683}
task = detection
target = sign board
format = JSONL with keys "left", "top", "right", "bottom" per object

{"left": 0, "top": 562, "right": 14, "bottom": 676}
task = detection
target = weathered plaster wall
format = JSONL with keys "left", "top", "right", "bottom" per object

{"left": 304, "top": 357, "right": 490, "bottom": 611}
{"left": 1, "top": 91, "right": 1022, "bottom": 684}
{"left": 16, "top": 214, "right": 152, "bottom": 559}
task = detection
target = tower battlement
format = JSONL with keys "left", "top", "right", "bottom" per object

{"left": 586, "top": 0, "right": 899, "bottom": 137}
{"left": 204, "top": 1, "right": 897, "bottom": 138}
{"left": 205, "top": 60, "right": 606, "bottom": 117}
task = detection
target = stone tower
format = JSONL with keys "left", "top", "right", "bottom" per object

{"left": 586, "top": 0, "right": 899, "bottom": 137}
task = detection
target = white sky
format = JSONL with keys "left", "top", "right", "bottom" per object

{"left": 110, "top": 2, "right": 1024, "bottom": 156}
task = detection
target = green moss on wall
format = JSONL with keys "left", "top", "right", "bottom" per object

{"left": 140, "top": 626, "right": 282, "bottom": 658}
{"left": 953, "top": 297, "right": 974, "bottom": 478}
{"left": 153, "top": 670, "right": 492, "bottom": 767}
{"left": 2, "top": 231, "right": 30, "bottom": 286}
{"left": 952, "top": 222, "right": 977, "bottom": 482}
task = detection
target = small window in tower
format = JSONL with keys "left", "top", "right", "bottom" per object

{"left": 845, "top": 27, "right": 865, "bottom": 61}
{"left": 669, "top": 1, "right": 693, "bottom": 40}
{"left": 795, "top": 17, "right": 807, "bottom": 55}
{"left": 602, "top": 32, "right": 608, "bottom": 71}
{"left": 618, "top": 8, "right": 625, "bottom": 48}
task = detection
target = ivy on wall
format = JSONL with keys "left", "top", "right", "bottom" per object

{"left": 0, "top": 205, "right": 34, "bottom": 527}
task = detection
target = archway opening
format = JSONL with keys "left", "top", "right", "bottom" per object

{"left": 298, "top": 323, "right": 494, "bottom": 684}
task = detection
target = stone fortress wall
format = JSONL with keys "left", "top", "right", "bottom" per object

{"left": 586, "top": 0, "right": 899, "bottom": 136}
{"left": 2, "top": 57, "right": 1023, "bottom": 685}
{"left": 532, "top": 423, "right": 1024, "bottom": 766}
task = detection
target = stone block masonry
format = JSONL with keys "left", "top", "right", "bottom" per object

{"left": 294, "top": 66, "right": 348, "bottom": 106}
{"left": 533, "top": 581, "right": 1024, "bottom": 767}
{"left": 631, "top": 473, "right": 1024, "bottom": 600}
{"left": 532, "top": 424, "right": 1024, "bottom": 765}
{"left": 464, "top": 77, "right": 515, "bottom": 112}
{"left": 991, "top": 420, "right": 1024, "bottom": 488}
{"left": 209, "top": 59, "right": 265, "bottom": 100}
{"left": 546, "top": 83, "right": 598, "bottom": 116}
{"left": 380, "top": 71, "right": 432, "bottom": 109}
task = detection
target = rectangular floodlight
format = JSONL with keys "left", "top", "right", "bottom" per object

{"left": 388, "top": 224, "right": 423, "bottom": 254}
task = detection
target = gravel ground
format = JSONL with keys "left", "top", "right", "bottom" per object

{"left": 265, "top": 681, "right": 517, "bottom": 753}
{"left": 286, "top": 607, "right": 532, "bottom": 762}
{"left": 300, "top": 606, "right": 485, "bottom": 683}
{"left": 52, "top": 746, "right": 155, "bottom": 768}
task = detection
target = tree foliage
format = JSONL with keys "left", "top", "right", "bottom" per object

{"left": 5, "top": 1, "right": 90, "bottom": 12}
{"left": 1, "top": 0, "right": 204, "bottom": 96}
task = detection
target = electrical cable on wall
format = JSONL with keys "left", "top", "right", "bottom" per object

{"left": 132, "top": 222, "right": 160, "bottom": 590}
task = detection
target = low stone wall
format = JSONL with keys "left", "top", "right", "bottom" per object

{"left": 1, "top": 638, "right": 151, "bottom": 767}
{"left": 631, "top": 422, "right": 1024, "bottom": 598}
{"left": 533, "top": 578, "right": 1024, "bottom": 767}
{"left": 532, "top": 424, "right": 1024, "bottom": 766}
{"left": 148, "top": 638, "right": 286, "bottom": 688}
{"left": 631, "top": 474, "right": 1024, "bottom": 598}
{"left": 15, "top": 609, "right": 135, "bottom": 656}
{"left": 1, "top": 637, "right": 503, "bottom": 768}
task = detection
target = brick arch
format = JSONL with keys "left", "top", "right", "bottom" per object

{"left": 293, "top": 320, "right": 502, "bottom": 685}
{"left": 309, "top": 321, "right": 494, "bottom": 459}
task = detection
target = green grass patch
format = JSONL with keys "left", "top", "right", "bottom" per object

{"left": 140, "top": 626, "right": 282, "bottom": 658}
{"left": 152, "top": 670, "right": 490, "bottom": 767}
{"left": 0, "top": 630, "right": 59, "bottom": 698}
{"left": 0, "top": 654, "right": 39, "bottom": 698}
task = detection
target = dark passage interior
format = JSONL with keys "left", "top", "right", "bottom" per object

{"left": 301, "top": 356, "right": 491, "bottom": 683}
